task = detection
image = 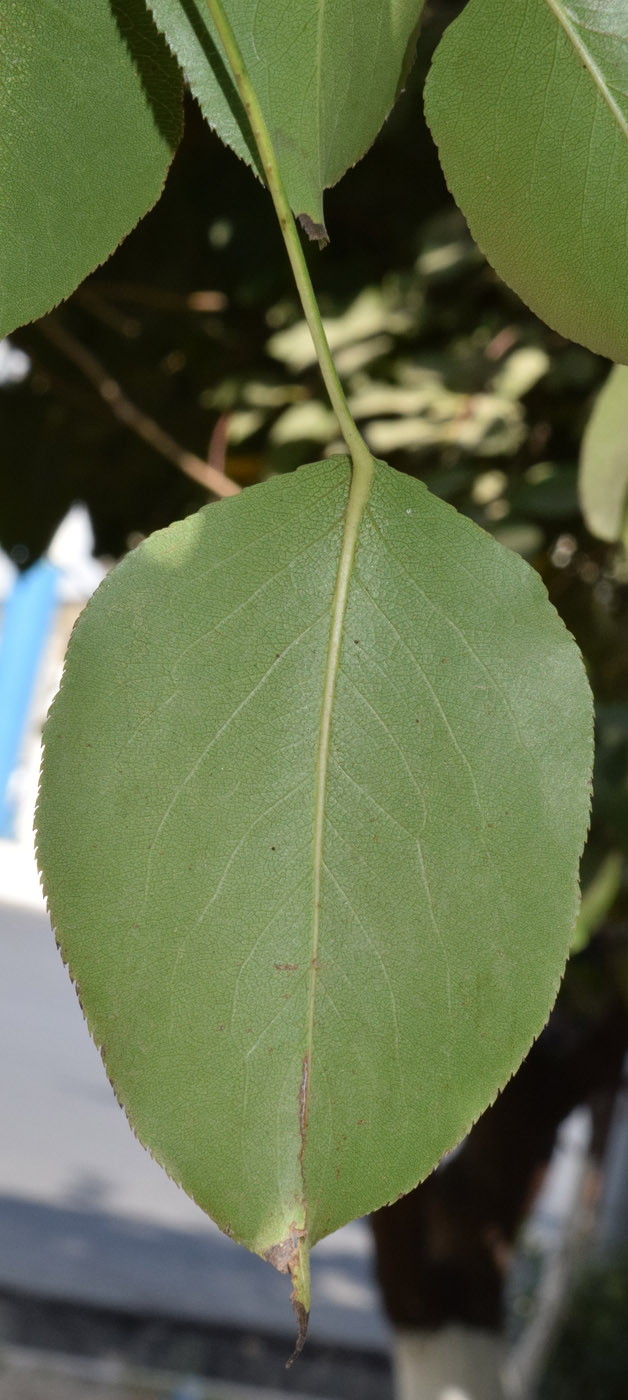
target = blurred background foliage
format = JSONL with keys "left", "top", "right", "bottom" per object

{"left": 3, "top": 1, "right": 628, "bottom": 1385}
{"left": 541, "top": 1255, "right": 628, "bottom": 1400}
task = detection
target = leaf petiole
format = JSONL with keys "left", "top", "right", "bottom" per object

{"left": 202, "top": 0, "right": 374, "bottom": 497}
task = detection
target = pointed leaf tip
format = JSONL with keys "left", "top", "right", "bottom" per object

{"left": 146, "top": 0, "right": 426, "bottom": 227}
{"left": 264, "top": 1226, "right": 310, "bottom": 1363}
{"left": 287, "top": 1300, "right": 309, "bottom": 1367}
{"left": 289, "top": 1235, "right": 311, "bottom": 1364}
{"left": 298, "top": 214, "right": 329, "bottom": 248}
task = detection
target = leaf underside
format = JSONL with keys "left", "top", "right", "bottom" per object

{"left": 425, "top": 0, "right": 628, "bottom": 364}
{"left": 36, "top": 459, "right": 592, "bottom": 1308}
{"left": 0, "top": 0, "right": 182, "bottom": 338}
{"left": 146, "top": 0, "right": 426, "bottom": 236}
{"left": 579, "top": 365, "right": 628, "bottom": 542}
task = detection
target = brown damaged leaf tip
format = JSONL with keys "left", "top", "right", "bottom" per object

{"left": 264, "top": 1226, "right": 310, "bottom": 1365}
{"left": 286, "top": 1296, "right": 309, "bottom": 1367}
{"left": 264, "top": 1235, "right": 300, "bottom": 1273}
{"left": 298, "top": 212, "right": 329, "bottom": 248}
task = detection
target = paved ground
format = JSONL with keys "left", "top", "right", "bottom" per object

{"left": 0, "top": 1345, "right": 330, "bottom": 1400}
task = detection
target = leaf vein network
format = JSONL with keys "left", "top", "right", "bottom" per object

{"left": 142, "top": 608, "right": 330, "bottom": 907}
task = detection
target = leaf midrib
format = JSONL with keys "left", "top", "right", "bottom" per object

{"left": 303, "top": 459, "right": 374, "bottom": 1186}
{"left": 544, "top": 0, "right": 628, "bottom": 141}
{"left": 314, "top": 0, "right": 326, "bottom": 203}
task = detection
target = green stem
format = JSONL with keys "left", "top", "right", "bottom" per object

{"left": 203, "top": 0, "right": 373, "bottom": 496}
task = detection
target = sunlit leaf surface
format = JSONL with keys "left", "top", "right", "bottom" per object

{"left": 0, "top": 1, "right": 182, "bottom": 336}
{"left": 425, "top": 0, "right": 628, "bottom": 363}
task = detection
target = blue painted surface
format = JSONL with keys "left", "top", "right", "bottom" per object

{"left": 0, "top": 560, "right": 59, "bottom": 837}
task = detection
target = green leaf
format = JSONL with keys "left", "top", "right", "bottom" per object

{"left": 579, "top": 366, "right": 628, "bottom": 542}
{"left": 0, "top": 1, "right": 183, "bottom": 337}
{"left": 571, "top": 851, "right": 622, "bottom": 954}
{"left": 593, "top": 702, "right": 628, "bottom": 849}
{"left": 424, "top": 0, "right": 628, "bottom": 364}
{"left": 145, "top": 0, "right": 426, "bottom": 238}
{"left": 36, "top": 458, "right": 592, "bottom": 1329}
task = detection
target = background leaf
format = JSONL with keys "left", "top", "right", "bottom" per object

{"left": 146, "top": 0, "right": 426, "bottom": 237}
{"left": 579, "top": 366, "right": 628, "bottom": 542}
{"left": 424, "top": 0, "right": 628, "bottom": 364}
{"left": 0, "top": 0, "right": 183, "bottom": 338}
{"left": 36, "top": 458, "right": 592, "bottom": 1310}
{"left": 571, "top": 850, "right": 623, "bottom": 954}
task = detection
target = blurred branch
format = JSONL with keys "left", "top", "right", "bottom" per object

{"left": 207, "top": 412, "right": 231, "bottom": 476}
{"left": 92, "top": 282, "right": 227, "bottom": 313}
{"left": 38, "top": 316, "right": 241, "bottom": 500}
{"left": 75, "top": 286, "right": 141, "bottom": 339}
